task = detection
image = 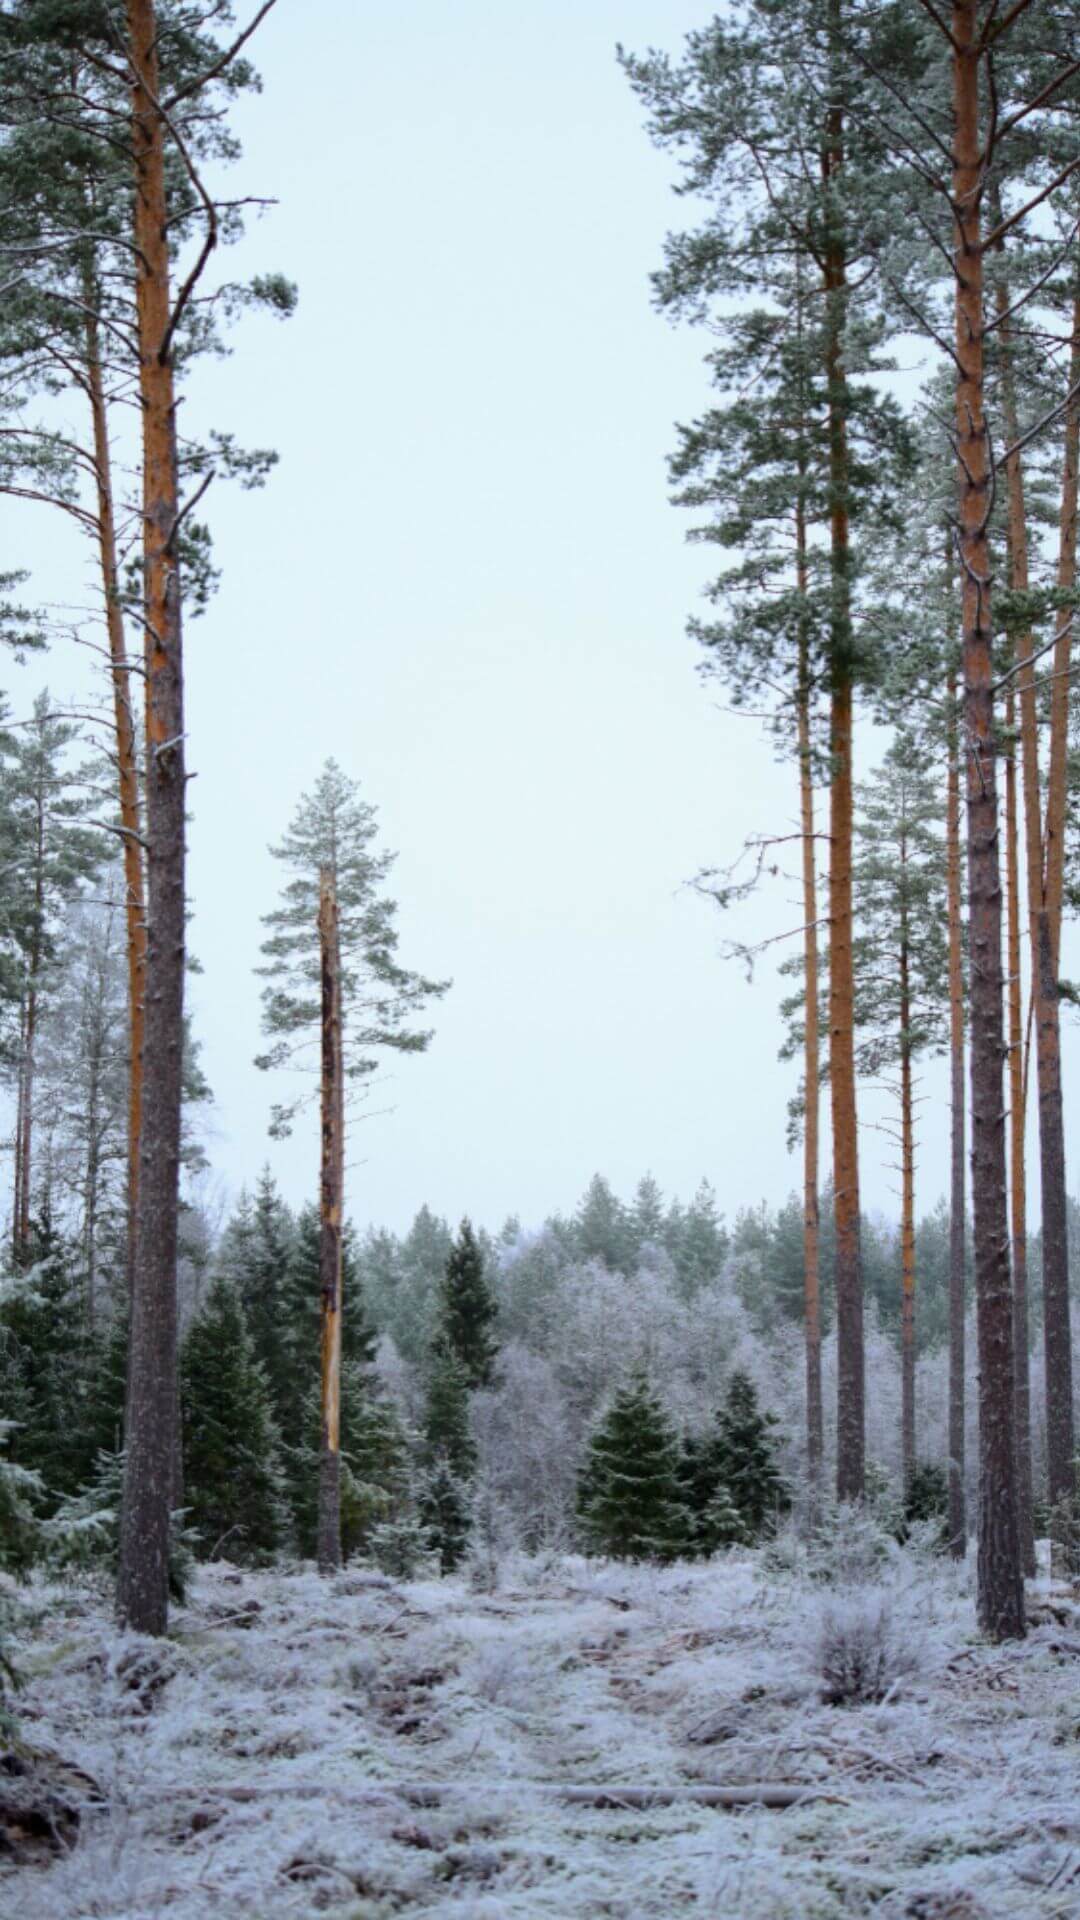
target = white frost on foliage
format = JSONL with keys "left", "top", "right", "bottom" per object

{"left": 2, "top": 1549, "right": 1079, "bottom": 1917}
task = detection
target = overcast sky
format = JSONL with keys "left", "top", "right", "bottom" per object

{"left": 10, "top": 0, "right": 1080, "bottom": 1239}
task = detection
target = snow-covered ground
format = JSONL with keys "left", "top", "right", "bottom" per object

{"left": 3, "top": 1544, "right": 1080, "bottom": 1918}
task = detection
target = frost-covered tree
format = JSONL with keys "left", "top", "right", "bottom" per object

{"left": 577, "top": 1372, "right": 688, "bottom": 1562}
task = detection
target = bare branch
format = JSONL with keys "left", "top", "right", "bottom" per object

{"left": 164, "top": 0, "right": 281, "bottom": 111}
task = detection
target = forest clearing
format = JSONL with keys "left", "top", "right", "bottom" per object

{"left": 5, "top": 1547, "right": 1080, "bottom": 1920}
{"left": 4, "top": 1, "right": 1080, "bottom": 1914}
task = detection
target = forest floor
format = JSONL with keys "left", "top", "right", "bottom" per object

{"left": 2, "top": 1544, "right": 1080, "bottom": 1919}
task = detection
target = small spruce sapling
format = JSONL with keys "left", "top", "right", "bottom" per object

{"left": 420, "top": 1346, "right": 476, "bottom": 1573}
{"left": 180, "top": 1274, "right": 288, "bottom": 1564}
{"left": 577, "top": 1371, "right": 689, "bottom": 1562}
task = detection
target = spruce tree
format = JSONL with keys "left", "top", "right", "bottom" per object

{"left": 714, "top": 1372, "right": 789, "bottom": 1539}
{"left": 217, "top": 1169, "right": 296, "bottom": 1419}
{"left": 0, "top": 1217, "right": 100, "bottom": 1504}
{"left": 435, "top": 1218, "right": 498, "bottom": 1389}
{"left": 179, "top": 1274, "right": 286, "bottom": 1565}
{"left": 577, "top": 1372, "right": 689, "bottom": 1563}
{"left": 682, "top": 1372, "right": 788, "bottom": 1547}
{"left": 419, "top": 1346, "right": 476, "bottom": 1573}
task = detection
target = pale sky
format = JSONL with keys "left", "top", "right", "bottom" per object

{"left": 9, "top": 0, "right": 1079, "bottom": 1238}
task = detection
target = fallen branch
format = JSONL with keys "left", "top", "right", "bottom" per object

{"left": 130, "top": 1779, "right": 844, "bottom": 1812}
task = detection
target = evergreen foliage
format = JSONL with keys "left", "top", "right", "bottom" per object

{"left": 682, "top": 1371, "right": 789, "bottom": 1548}
{"left": 420, "top": 1346, "right": 476, "bottom": 1572}
{"left": 179, "top": 1274, "right": 287, "bottom": 1565}
{"left": 255, "top": 760, "right": 449, "bottom": 1139}
{"left": 435, "top": 1218, "right": 498, "bottom": 1389}
{"left": 577, "top": 1371, "right": 689, "bottom": 1562}
{"left": 0, "top": 1420, "right": 43, "bottom": 1574}
{"left": 0, "top": 1219, "right": 102, "bottom": 1504}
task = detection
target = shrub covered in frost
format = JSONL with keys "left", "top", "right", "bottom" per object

{"left": 805, "top": 1499, "right": 896, "bottom": 1585}
{"left": 811, "top": 1589, "right": 920, "bottom": 1705}
{"left": 367, "top": 1515, "right": 435, "bottom": 1579}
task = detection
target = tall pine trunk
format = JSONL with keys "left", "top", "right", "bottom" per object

{"left": 796, "top": 504, "right": 823, "bottom": 1489}
{"left": 1035, "top": 302, "right": 1080, "bottom": 1515}
{"left": 823, "top": 6, "right": 862, "bottom": 1502}
{"left": 997, "top": 229, "right": 1075, "bottom": 1520}
{"left": 899, "top": 868, "right": 916, "bottom": 1497}
{"left": 1042, "top": 297, "right": 1080, "bottom": 961}
{"left": 946, "top": 659, "right": 967, "bottom": 1556}
{"left": 1004, "top": 675, "right": 1035, "bottom": 1574}
{"left": 117, "top": 0, "right": 188, "bottom": 1636}
{"left": 15, "top": 803, "right": 46, "bottom": 1255}
{"left": 318, "top": 866, "right": 344, "bottom": 1575}
{"left": 85, "top": 299, "right": 147, "bottom": 1306}
{"left": 951, "top": 0, "right": 1023, "bottom": 1640}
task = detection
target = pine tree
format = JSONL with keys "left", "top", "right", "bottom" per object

{"left": 577, "top": 1372, "right": 689, "bottom": 1563}
{"left": 435, "top": 1219, "right": 498, "bottom": 1389}
{"left": 179, "top": 1274, "right": 286, "bottom": 1565}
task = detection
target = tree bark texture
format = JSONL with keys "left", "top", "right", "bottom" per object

{"left": 1041, "top": 295, "right": 1080, "bottom": 971}
{"left": 899, "top": 868, "right": 916, "bottom": 1497}
{"left": 117, "top": 0, "right": 187, "bottom": 1637}
{"left": 797, "top": 506, "right": 823, "bottom": 1489}
{"left": 998, "top": 259, "right": 1075, "bottom": 1518}
{"left": 952, "top": 0, "right": 1023, "bottom": 1640}
{"left": 1035, "top": 305, "right": 1080, "bottom": 1512}
{"left": 1004, "top": 678, "right": 1035, "bottom": 1575}
{"left": 85, "top": 301, "right": 147, "bottom": 1308}
{"left": 318, "top": 866, "right": 344, "bottom": 1576}
{"left": 822, "top": 27, "right": 863, "bottom": 1502}
{"left": 946, "top": 662, "right": 967, "bottom": 1557}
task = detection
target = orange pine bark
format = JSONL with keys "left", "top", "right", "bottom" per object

{"left": 85, "top": 302, "right": 147, "bottom": 1294}
{"left": 318, "top": 866, "right": 344, "bottom": 1575}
